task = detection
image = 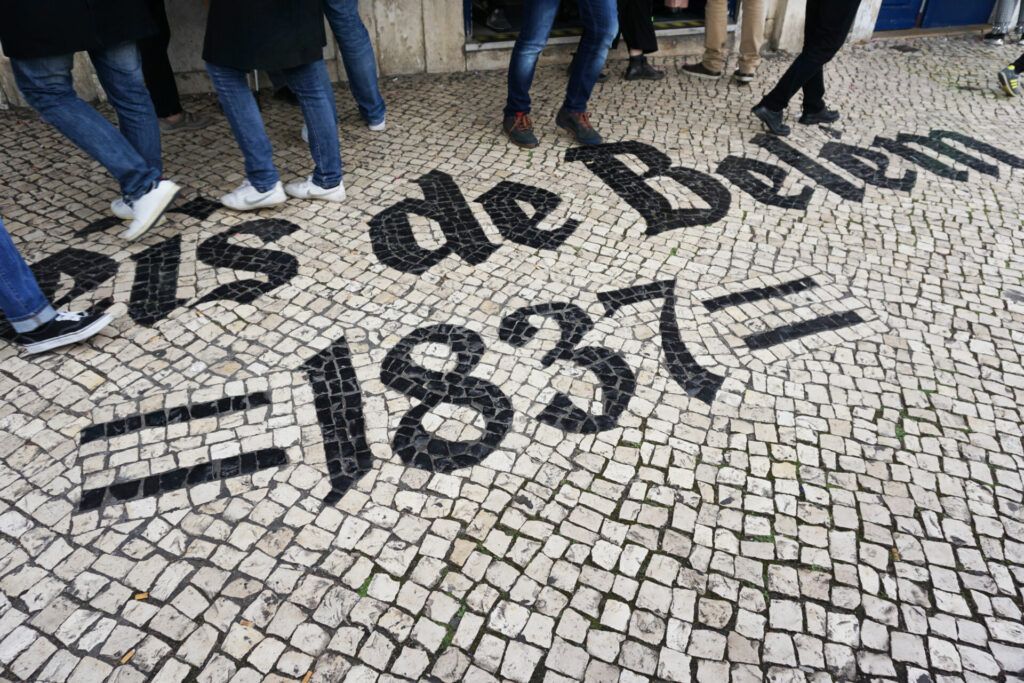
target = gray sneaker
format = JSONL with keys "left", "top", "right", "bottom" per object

{"left": 998, "top": 65, "right": 1021, "bottom": 96}
{"left": 555, "top": 108, "right": 603, "bottom": 146}
{"left": 503, "top": 112, "right": 539, "bottom": 148}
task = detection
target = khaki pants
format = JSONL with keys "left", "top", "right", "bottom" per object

{"left": 703, "top": 0, "right": 766, "bottom": 74}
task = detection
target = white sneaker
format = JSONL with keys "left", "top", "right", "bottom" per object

{"left": 368, "top": 117, "right": 386, "bottom": 132}
{"left": 284, "top": 176, "right": 346, "bottom": 203}
{"left": 220, "top": 180, "right": 287, "bottom": 211}
{"left": 111, "top": 198, "right": 134, "bottom": 220}
{"left": 123, "top": 180, "right": 180, "bottom": 240}
{"left": 301, "top": 124, "right": 309, "bottom": 143}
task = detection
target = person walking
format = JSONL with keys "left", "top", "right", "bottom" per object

{"left": 751, "top": 0, "right": 862, "bottom": 137}
{"left": 0, "top": 217, "right": 115, "bottom": 354}
{"left": 299, "top": 0, "right": 387, "bottom": 144}
{"left": 203, "top": 0, "right": 346, "bottom": 210}
{"left": 682, "top": 0, "right": 767, "bottom": 83}
{"left": 998, "top": 53, "right": 1024, "bottom": 96}
{"left": 618, "top": 0, "right": 665, "bottom": 81}
{"left": 0, "top": 0, "right": 181, "bottom": 239}
{"left": 139, "top": 0, "right": 212, "bottom": 133}
{"left": 502, "top": 0, "right": 618, "bottom": 148}
{"left": 985, "top": 0, "right": 1024, "bottom": 45}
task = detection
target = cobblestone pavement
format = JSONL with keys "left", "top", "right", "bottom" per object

{"left": 2, "top": 34, "right": 1024, "bottom": 683}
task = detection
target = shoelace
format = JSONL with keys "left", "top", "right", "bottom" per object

{"left": 513, "top": 112, "right": 533, "bottom": 131}
{"left": 54, "top": 310, "right": 86, "bottom": 323}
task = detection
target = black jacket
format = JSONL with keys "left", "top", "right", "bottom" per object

{"left": 0, "top": 0, "right": 155, "bottom": 60}
{"left": 203, "top": 0, "right": 326, "bottom": 71}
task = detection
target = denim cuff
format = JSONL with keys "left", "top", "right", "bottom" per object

{"left": 10, "top": 304, "right": 56, "bottom": 333}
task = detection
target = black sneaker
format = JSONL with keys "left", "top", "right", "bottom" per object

{"left": 751, "top": 104, "right": 791, "bottom": 136}
{"left": 799, "top": 108, "right": 841, "bottom": 125}
{"left": 733, "top": 70, "right": 755, "bottom": 84}
{"left": 625, "top": 57, "right": 665, "bottom": 81}
{"left": 17, "top": 310, "right": 115, "bottom": 355}
{"left": 485, "top": 8, "right": 512, "bottom": 31}
{"left": 503, "top": 112, "right": 539, "bottom": 148}
{"left": 984, "top": 31, "right": 1006, "bottom": 45}
{"left": 556, "top": 108, "right": 603, "bottom": 145}
{"left": 682, "top": 62, "right": 723, "bottom": 79}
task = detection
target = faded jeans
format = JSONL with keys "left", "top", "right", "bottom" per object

{"left": 206, "top": 60, "right": 343, "bottom": 191}
{"left": 505, "top": 0, "right": 618, "bottom": 115}
{"left": 12, "top": 42, "right": 163, "bottom": 203}
{"left": 323, "top": 0, "right": 387, "bottom": 126}
{"left": 0, "top": 218, "right": 55, "bottom": 334}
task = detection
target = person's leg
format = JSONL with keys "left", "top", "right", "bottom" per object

{"left": 1015, "top": 53, "right": 1024, "bottom": 71}
{"left": 565, "top": 0, "right": 618, "bottom": 112}
{"left": 620, "top": 0, "right": 658, "bottom": 55}
{"left": 323, "top": 0, "right": 387, "bottom": 126}
{"left": 758, "top": 0, "right": 831, "bottom": 112}
{"left": 89, "top": 42, "right": 164, "bottom": 180}
{"left": 283, "top": 60, "right": 343, "bottom": 190}
{"left": 204, "top": 62, "right": 280, "bottom": 192}
{"left": 0, "top": 218, "right": 55, "bottom": 334}
{"left": 504, "top": 0, "right": 561, "bottom": 116}
{"left": 799, "top": 0, "right": 862, "bottom": 114}
{"left": 12, "top": 53, "right": 159, "bottom": 202}
{"left": 737, "top": 0, "right": 767, "bottom": 74}
{"left": 702, "top": 0, "right": 729, "bottom": 73}
{"left": 990, "top": 0, "right": 1018, "bottom": 36}
{"left": 138, "top": 0, "right": 183, "bottom": 119}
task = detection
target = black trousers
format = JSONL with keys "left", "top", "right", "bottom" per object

{"left": 1015, "top": 53, "right": 1024, "bottom": 71}
{"left": 138, "top": 0, "right": 183, "bottom": 118}
{"left": 760, "top": 0, "right": 862, "bottom": 113}
{"left": 619, "top": 0, "right": 658, "bottom": 54}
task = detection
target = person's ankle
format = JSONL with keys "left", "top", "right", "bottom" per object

{"left": 161, "top": 112, "right": 183, "bottom": 124}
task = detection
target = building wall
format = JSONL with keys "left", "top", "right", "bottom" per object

{"left": 0, "top": 0, "right": 885, "bottom": 109}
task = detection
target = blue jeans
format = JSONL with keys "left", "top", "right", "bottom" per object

{"left": 12, "top": 42, "right": 162, "bottom": 203}
{"left": 505, "top": 0, "right": 618, "bottom": 116}
{"left": 206, "top": 60, "right": 343, "bottom": 191}
{"left": 0, "top": 218, "right": 55, "bottom": 334}
{"left": 323, "top": 0, "right": 387, "bottom": 126}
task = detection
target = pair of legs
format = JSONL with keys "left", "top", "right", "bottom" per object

{"left": 758, "top": 0, "right": 862, "bottom": 114}
{"left": 989, "top": 0, "right": 1024, "bottom": 36}
{"left": 620, "top": 0, "right": 658, "bottom": 56}
{"left": 703, "top": 0, "right": 767, "bottom": 75}
{"left": 138, "top": 0, "right": 210, "bottom": 131}
{"left": 618, "top": 0, "right": 665, "bottom": 81}
{"left": 322, "top": 0, "right": 387, "bottom": 127}
{"left": 139, "top": 0, "right": 183, "bottom": 119}
{"left": 11, "top": 42, "right": 162, "bottom": 204}
{"left": 505, "top": 0, "right": 618, "bottom": 116}
{"left": 0, "top": 218, "right": 113, "bottom": 354}
{"left": 206, "top": 59, "right": 342, "bottom": 194}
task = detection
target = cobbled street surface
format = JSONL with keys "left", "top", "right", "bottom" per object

{"left": 2, "top": 34, "right": 1024, "bottom": 683}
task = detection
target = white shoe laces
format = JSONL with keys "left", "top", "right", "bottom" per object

{"left": 54, "top": 310, "right": 87, "bottom": 323}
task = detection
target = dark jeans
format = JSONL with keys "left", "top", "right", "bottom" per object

{"left": 139, "top": 0, "right": 182, "bottom": 118}
{"left": 619, "top": 0, "right": 658, "bottom": 54}
{"left": 759, "top": 0, "right": 862, "bottom": 113}
{"left": 206, "top": 60, "right": 342, "bottom": 191}
{"left": 1015, "top": 53, "right": 1024, "bottom": 72}
{"left": 505, "top": 0, "right": 618, "bottom": 116}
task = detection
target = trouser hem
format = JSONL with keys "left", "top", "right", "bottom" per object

{"left": 10, "top": 304, "right": 57, "bottom": 333}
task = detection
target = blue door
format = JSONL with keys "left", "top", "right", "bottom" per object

{"left": 876, "top": 0, "right": 924, "bottom": 30}
{"left": 921, "top": 0, "right": 996, "bottom": 28}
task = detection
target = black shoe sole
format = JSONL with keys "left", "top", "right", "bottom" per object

{"left": 798, "top": 113, "right": 841, "bottom": 125}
